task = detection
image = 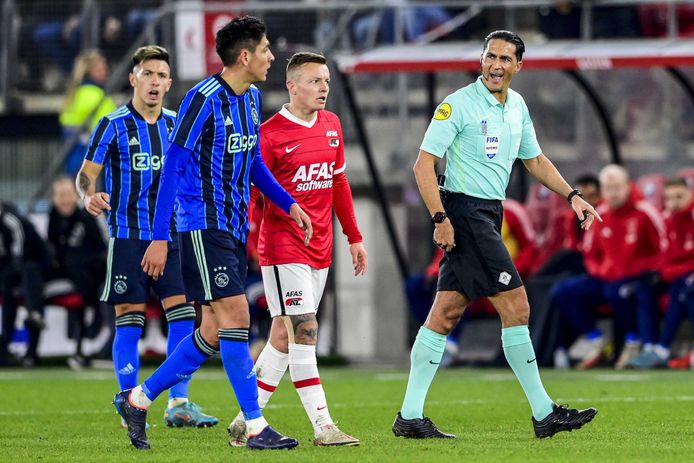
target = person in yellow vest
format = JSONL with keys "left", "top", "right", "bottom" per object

{"left": 60, "top": 50, "right": 116, "bottom": 175}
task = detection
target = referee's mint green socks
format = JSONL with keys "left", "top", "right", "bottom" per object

{"left": 502, "top": 325, "right": 553, "bottom": 421}
{"left": 400, "top": 326, "right": 446, "bottom": 419}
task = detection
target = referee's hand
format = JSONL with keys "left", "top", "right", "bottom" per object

{"left": 289, "top": 203, "right": 313, "bottom": 246}
{"left": 141, "top": 240, "right": 168, "bottom": 280}
{"left": 433, "top": 219, "right": 456, "bottom": 252}
{"left": 571, "top": 196, "right": 603, "bottom": 230}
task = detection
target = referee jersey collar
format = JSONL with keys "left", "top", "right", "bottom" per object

{"left": 127, "top": 101, "right": 164, "bottom": 122}
{"left": 474, "top": 76, "right": 509, "bottom": 108}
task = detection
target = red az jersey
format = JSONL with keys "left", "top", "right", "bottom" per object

{"left": 257, "top": 106, "right": 362, "bottom": 268}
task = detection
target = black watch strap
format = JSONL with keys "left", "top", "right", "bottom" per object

{"left": 567, "top": 189, "right": 583, "bottom": 203}
{"left": 431, "top": 212, "right": 447, "bottom": 224}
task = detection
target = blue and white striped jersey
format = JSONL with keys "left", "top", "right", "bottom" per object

{"left": 85, "top": 102, "right": 176, "bottom": 240}
{"left": 168, "top": 74, "right": 262, "bottom": 242}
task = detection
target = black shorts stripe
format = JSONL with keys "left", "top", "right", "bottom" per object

{"left": 273, "top": 265, "right": 286, "bottom": 316}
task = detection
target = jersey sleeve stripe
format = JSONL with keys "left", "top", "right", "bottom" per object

{"left": 2, "top": 213, "right": 25, "bottom": 256}
{"left": 199, "top": 78, "right": 217, "bottom": 95}
{"left": 334, "top": 163, "right": 346, "bottom": 175}
{"left": 85, "top": 117, "right": 116, "bottom": 164}
{"left": 635, "top": 200, "right": 668, "bottom": 250}
{"left": 201, "top": 81, "right": 221, "bottom": 97}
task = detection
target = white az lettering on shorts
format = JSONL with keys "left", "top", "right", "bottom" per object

{"left": 261, "top": 264, "right": 329, "bottom": 317}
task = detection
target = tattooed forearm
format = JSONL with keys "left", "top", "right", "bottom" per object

{"left": 78, "top": 172, "right": 91, "bottom": 198}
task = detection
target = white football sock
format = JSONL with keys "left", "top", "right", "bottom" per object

{"left": 167, "top": 397, "right": 188, "bottom": 409}
{"left": 246, "top": 416, "right": 269, "bottom": 436}
{"left": 129, "top": 385, "right": 152, "bottom": 410}
{"left": 289, "top": 342, "right": 333, "bottom": 434}
{"left": 255, "top": 342, "right": 289, "bottom": 408}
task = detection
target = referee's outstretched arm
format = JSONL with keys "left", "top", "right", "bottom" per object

{"left": 522, "top": 153, "right": 602, "bottom": 230}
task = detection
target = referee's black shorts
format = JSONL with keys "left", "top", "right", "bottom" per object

{"left": 437, "top": 192, "right": 523, "bottom": 300}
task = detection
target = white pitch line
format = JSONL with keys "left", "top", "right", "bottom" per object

{"left": 3, "top": 395, "right": 694, "bottom": 417}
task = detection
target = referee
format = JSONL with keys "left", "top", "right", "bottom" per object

{"left": 393, "top": 30, "right": 602, "bottom": 440}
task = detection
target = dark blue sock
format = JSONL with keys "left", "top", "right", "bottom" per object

{"left": 164, "top": 304, "right": 196, "bottom": 400}
{"left": 142, "top": 328, "right": 216, "bottom": 402}
{"left": 218, "top": 328, "right": 262, "bottom": 420}
{"left": 113, "top": 312, "right": 145, "bottom": 390}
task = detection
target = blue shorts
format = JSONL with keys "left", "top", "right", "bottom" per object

{"left": 178, "top": 229, "right": 247, "bottom": 303}
{"left": 101, "top": 237, "right": 185, "bottom": 304}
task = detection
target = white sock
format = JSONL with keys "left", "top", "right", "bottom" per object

{"left": 246, "top": 416, "right": 269, "bottom": 436}
{"left": 255, "top": 342, "right": 289, "bottom": 408}
{"left": 167, "top": 397, "right": 188, "bottom": 409}
{"left": 129, "top": 385, "right": 152, "bottom": 409}
{"left": 288, "top": 343, "right": 333, "bottom": 434}
{"left": 654, "top": 344, "right": 670, "bottom": 359}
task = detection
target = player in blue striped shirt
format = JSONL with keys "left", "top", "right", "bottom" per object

{"left": 114, "top": 17, "right": 311, "bottom": 451}
{"left": 77, "top": 45, "right": 218, "bottom": 430}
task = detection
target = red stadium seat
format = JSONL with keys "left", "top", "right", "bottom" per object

{"left": 524, "top": 183, "right": 564, "bottom": 244}
{"left": 677, "top": 167, "right": 694, "bottom": 188}
{"left": 636, "top": 173, "right": 666, "bottom": 210}
{"left": 45, "top": 293, "right": 84, "bottom": 311}
{"left": 524, "top": 183, "right": 566, "bottom": 270}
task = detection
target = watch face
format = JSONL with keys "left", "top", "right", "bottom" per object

{"left": 432, "top": 212, "right": 446, "bottom": 223}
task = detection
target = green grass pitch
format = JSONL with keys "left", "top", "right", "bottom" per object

{"left": 1, "top": 367, "right": 693, "bottom": 462}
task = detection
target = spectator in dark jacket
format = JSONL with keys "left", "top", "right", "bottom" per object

{"left": 48, "top": 176, "right": 107, "bottom": 367}
{"left": 0, "top": 202, "right": 49, "bottom": 367}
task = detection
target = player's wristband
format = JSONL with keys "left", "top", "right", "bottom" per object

{"left": 567, "top": 189, "right": 583, "bottom": 203}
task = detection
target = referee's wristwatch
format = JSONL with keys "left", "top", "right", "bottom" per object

{"left": 431, "top": 211, "right": 448, "bottom": 224}
{"left": 566, "top": 189, "right": 583, "bottom": 203}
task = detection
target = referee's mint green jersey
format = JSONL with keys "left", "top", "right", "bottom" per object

{"left": 420, "top": 76, "right": 542, "bottom": 200}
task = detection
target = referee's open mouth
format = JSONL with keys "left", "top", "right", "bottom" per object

{"left": 488, "top": 73, "right": 503, "bottom": 86}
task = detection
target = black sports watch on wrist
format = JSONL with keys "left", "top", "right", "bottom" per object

{"left": 567, "top": 189, "right": 583, "bottom": 203}
{"left": 431, "top": 212, "right": 447, "bottom": 224}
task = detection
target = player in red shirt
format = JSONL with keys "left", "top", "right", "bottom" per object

{"left": 551, "top": 165, "right": 666, "bottom": 369}
{"left": 228, "top": 52, "right": 367, "bottom": 447}
{"left": 629, "top": 177, "right": 694, "bottom": 368}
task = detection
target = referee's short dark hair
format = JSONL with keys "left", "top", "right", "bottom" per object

{"left": 216, "top": 16, "right": 267, "bottom": 66}
{"left": 132, "top": 45, "right": 169, "bottom": 68}
{"left": 286, "top": 52, "right": 327, "bottom": 76}
{"left": 483, "top": 30, "right": 525, "bottom": 62}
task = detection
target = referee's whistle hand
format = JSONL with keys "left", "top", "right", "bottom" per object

{"left": 433, "top": 219, "right": 456, "bottom": 252}
{"left": 141, "top": 240, "right": 168, "bottom": 280}
{"left": 289, "top": 203, "right": 313, "bottom": 246}
{"left": 571, "top": 197, "right": 603, "bottom": 230}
